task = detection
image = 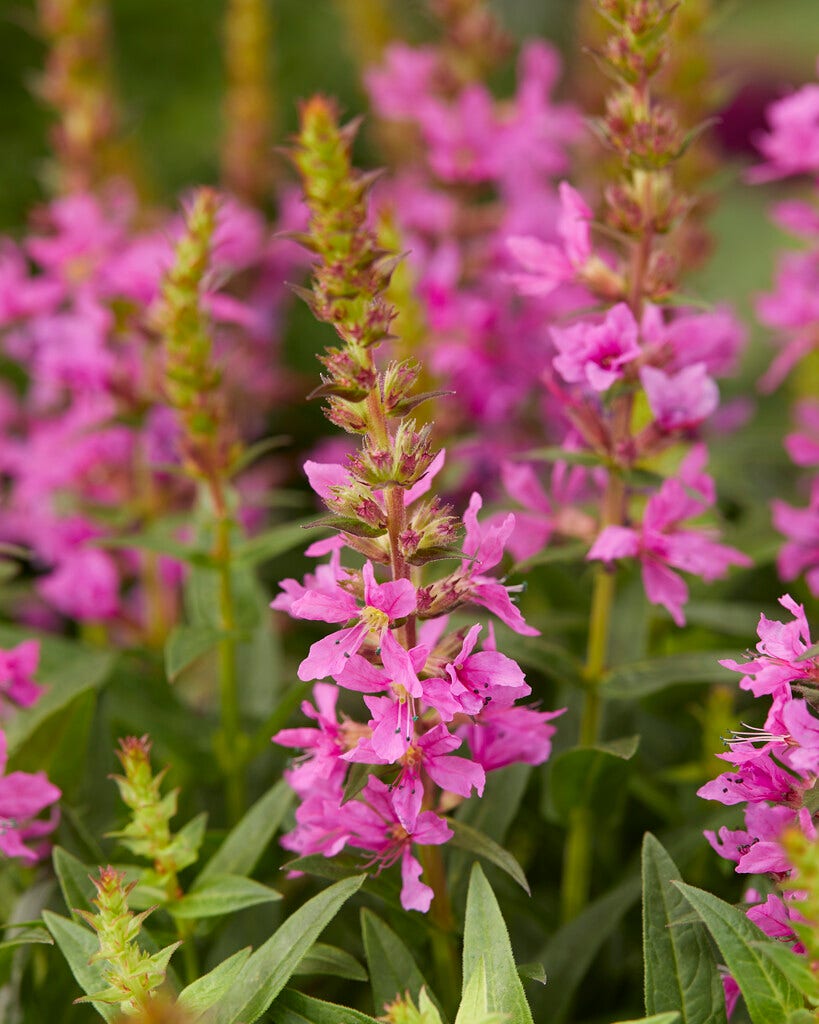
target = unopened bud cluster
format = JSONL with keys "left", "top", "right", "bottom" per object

{"left": 77, "top": 866, "right": 179, "bottom": 1015}
{"left": 109, "top": 736, "right": 200, "bottom": 900}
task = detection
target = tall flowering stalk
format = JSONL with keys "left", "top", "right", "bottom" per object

{"left": 221, "top": 0, "right": 274, "bottom": 205}
{"left": 35, "top": 0, "right": 123, "bottom": 194}
{"left": 505, "top": 0, "right": 750, "bottom": 921}
{"left": 273, "top": 97, "right": 561, "bottom": 1001}
{"left": 156, "top": 189, "right": 245, "bottom": 822}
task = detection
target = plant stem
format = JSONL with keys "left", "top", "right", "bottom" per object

{"left": 418, "top": 843, "right": 459, "bottom": 1015}
{"left": 213, "top": 497, "right": 245, "bottom": 824}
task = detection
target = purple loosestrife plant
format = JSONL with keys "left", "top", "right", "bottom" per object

{"left": 272, "top": 96, "right": 562, "bottom": 922}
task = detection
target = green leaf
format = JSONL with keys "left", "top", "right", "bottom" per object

{"left": 448, "top": 819, "right": 530, "bottom": 894}
{"left": 53, "top": 846, "right": 96, "bottom": 920}
{"left": 177, "top": 948, "right": 251, "bottom": 1017}
{"left": 3, "top": 634, "right": 115, "bottom": 757}
{"left": 602, "top": 652, "right": 735, "bottom": 700}
{"left": 341, "top": 762, "right": 396, "bottom": 806}
{"left": 517, "top": 962, "right": 547, "bottom": 985}
{"left": 171, "top": 875, "right": 281, "bottom": 919}
{"left": 209, "top": 875, "right": 365, "bottom": 1024}
{"left": 550, "top": 739, "right": 639, "bottom": 824}
{"left": 674, "top": 882, "right": 804, "bottom": 1023}
{"left": 613, "top": 1015, "right": 681, "bottom": 1024}
{"left": 269, "top": 989, "right": 381, "bottom": 1024}
{"left": 196, "top": 779, "right": 293, "bottom": 884}
{"left": 455, "top": 957, "right": 506, "bottom": 1024}
{"left": 41, "top": 910, "right": 117, "bottom": 1022}
{"left": 361, "top": 909, "right": 437, "bottom": 1014}
{"left": 748, "top": 940, "right": 819, "bottom": 1004}
{"left": 0, "top": 926, "right": 53, "bottom": 952}
{"left": 462, "top": 863, "right": 534, "bottom": 1024}
{"left": 518, "top": 447, "right": 604, "bottom": 468}
{"left": 233, "top": 517, "right": 329, "bottom": 566}
{"left": 785, "top": 1012, "right": 818, "bottom": 1024}
{"left": 294, "top": 942, "right": 368, "bottom": 982}
{"left": 165, "top": 624, "right": 222, "bottom": 682}
{"left": 641, "top": 834, "right": 726, "bottom": 1023}
{"left": 511, "top": 541, "right": 587, "bottom": 574}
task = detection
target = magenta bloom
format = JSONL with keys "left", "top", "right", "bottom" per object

{"left": 773, "top": 480, "right": 819, "bottom": 596}
{"left": 0, "top": 640, "right": 42, "bottom": 712}
{"left": 292, "top": 561, "right": 418, "bottom": 687}
{"left": 506, "top": 182, "right": 593, "bottom": 296}
{"left": 0, "top": 729, "right": 61, "bottom": 863}
{"left": 719, "top": 594, "right": 819, "bottom": 698}
{"left": 587, "top": 447, "right": 751, "bottom": 625}
{"left": 750, "top": 74, "right": 819, "bottom": 182}
{"left": 344, "top": 776, "right": 452, "bottom": 912}
{"left": 551, "top": 303, "right": 641, "bottom": 392}
{"left": 640, "top": 362, "right": 719, "bottom": 431}
{"left": 460, "top": 704, "right": 565, "bottom": 772}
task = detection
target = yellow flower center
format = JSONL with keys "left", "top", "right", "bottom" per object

{"left": 361, "top": 605, "right": 390, "bottom": 633}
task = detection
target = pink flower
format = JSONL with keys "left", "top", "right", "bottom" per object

{"left": 292, "top": 561, "right": 419, "bottom": 687}
{"left": 344, "top": 776, "right": 452, "bottom": 912}
{"left": 640, "top": 363, "right": 719, "bottom": 431}
{"left": 750, "top": 77, "right": 819, "bottom": 182}
{"left": 0, "top": 729, "right": 61, "bottom": 863}
{"left": 460, "top": 704, "right": 565, "bottom": 772}
{"left": 551, "top": 303, "right": 641, "bottom": 392}
{"left": 506, "top": 182, "right": 593, "bottom": 296}
{"left": 0, "top": 641, "right": 42, "bottom": 713}
{"left": 587, "top": 447, "right": 751, "bottom": 625}
{"left": 37, "top": 545, "right": 121, "bottom": 621}
{"left": 720, "top": 594, "right": 818, "bottom": 698}
{"left": 773, "top": 480, "right": 819, "bottom": 595}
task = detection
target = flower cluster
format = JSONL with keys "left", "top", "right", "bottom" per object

{"left": 0, "top": 184, "right": 303, "bottom": 633}
{"left": 699, "top": 596, "right": 819, "bottom": 956}
{"left": 752, "top": 62, "right": 819, "bottom": 597}
{"left": 364, "top": 5, "right": 582, "bottom": 490}
{"left": 272, "top": 97, "right": 562, "bottom": 913}
{"left": 502, "top": 0, "right": 749, "bottom": 626}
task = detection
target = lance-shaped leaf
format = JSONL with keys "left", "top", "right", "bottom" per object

{"left": 209, "top": 875, "right": 365, "bottom": 1024}
{"left": 170, "top": 875, "right": 281, "bottom": 919}
{"left": 641, "top": 834, "right": 726, "bottom": 1023}
{"left": 41, "top": 911, "right": 117, "bottom": 1022}
{"left": 461, "top": 863, "right": 534, "bottom": 1024}
{"left": 269, "top": 989, "right": 380, "bottom": 1024}
{"left": 196, "top": 778, "right": 293, "bottom": 883}
{"left": 674, "top": 882, "right": 805, "bottom": 1024}
{"left": 613, "top": 1015, "right": 681, "bottom": 1024}
{"left": 294, "top": 942, "right": 368, "bottom": 981}
{"left": 448, "top": 819, "right": 530, "bottom": 894}
{"left": 177, "top": 948, "right": 251, "bottom": 1018}
{"left": 361, "top": 909, "right": 439, "bottom": 1014}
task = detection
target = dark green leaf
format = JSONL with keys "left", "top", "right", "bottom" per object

{"left": 164, "top": 625, "right": 221, "bottom": 682}
{"left": 294, "top": 942, "right": 368, "bottom": 982}
{"left": 52, "top": 846, "right": 95, "bottom": 920}
{"left": 518, "top": 447, "right": 604, "bottom": 467}
{"left": 269, "top": 989, "right": 380, "bottom": 1024}
{"left": 462, "top": 863, "right": 534, "bottom": 1024}
{"left": 0, "top": 926, "right": 53, "bottom": 952}
{"left": 642, "top": 834, "right": 726, "bottom": 1023}
{"left": 233, "top": 517, "right": 329, "bottom": 566}
{"left": 674, "top": 882, "right": 804, "bottom": 1023}
{"left": 209, "top": 875, "right": 365, "bottom": 1024}
{"left": 602, "top": 652, "right": 735, "bottom": 700}
{"left": 361, "top": 909, "right": 436, "bottom": 1014}
{"left": 550, "top": 739, "right": 639, "bottom": 824}
{"left": 518, "top": 962, "right": 547, "bottom": 985}
{"left": 449, "top": 819, "right": 530, "bottom": 894}
{"left": 196, "top": 779, "right": 293, "bottom": 883}
{"left": 511, "top": 541, "right": 587, "bottom": 574}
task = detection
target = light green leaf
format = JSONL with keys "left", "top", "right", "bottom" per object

{"left": 519, "top": 447, "right": 604, "bottom": 467}
{"left": 674, "top": 882, "right": 804, "bottom": 1023}
{"left": 294, "top": 942, "right": 368, "bottom": 982}
{"left": 196, "top": 779, "right": 293, "bottom": 884}
{"left": 448, "top": 818, "right": 530, "bottom": 894}
{"left": 462, "top": 864, "right": 533, "bottom": 1024}
{"left": 641, "top": 834, "right": 726, "bottom": 1023}
{"left": 177, "top": 948, "right": 251, "bottom": 1017}
{"left": 0, "top": 926, "right": 53, "bottom": 952}
{"left": 41, "top": 911, "right": 116, "bottom": 1022}
{"left": 165, "top": 624, "right": 222, "bottom": 682}
{"left": 613, "top": 1015, "right": 681, "bottom": 1024}
{"left": 361, "top": 909, "right": 437, "bottom": 1014}
{"left": 171, "top": 875, "right": 281, "bottom": 919}
{"left": 209, "top": 875, "right": 365, "bottom": 1024}
{"left": 455, "top": 957, "right": 506, "bottom": 1024}
{"left": 602, "top": 652, "right": 734, "bottom": 700}
{"left": 269, "top": 989, "right": 380, "bottom": 1024}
